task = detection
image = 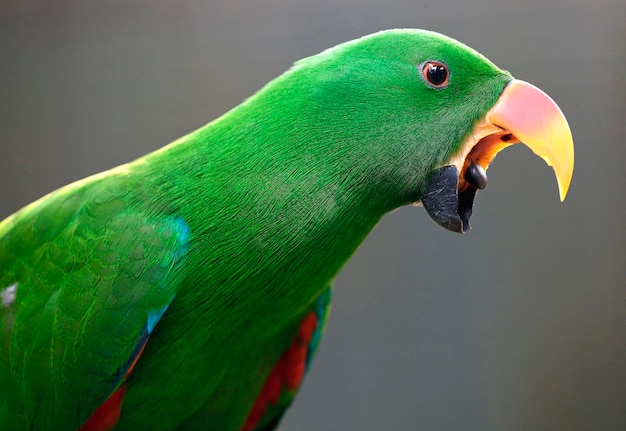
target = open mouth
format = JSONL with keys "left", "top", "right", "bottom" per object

{"left": 420, "top": 79, "right": 574, "bottom": 233}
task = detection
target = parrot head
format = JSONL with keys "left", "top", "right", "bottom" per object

{"left": 259, "top": 29, "right": 574, "bottom": 233}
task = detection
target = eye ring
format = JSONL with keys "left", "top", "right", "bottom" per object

{"left": 420, "top": 61, "right": 450, "bottom": 88}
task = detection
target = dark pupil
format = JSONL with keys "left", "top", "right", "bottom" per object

{"left": 427, "top": 65, "right": 447, "bottom": 85}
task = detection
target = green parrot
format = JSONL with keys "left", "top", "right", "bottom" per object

{"left": 0, "top": 29, "right": 573, "bottom": 430}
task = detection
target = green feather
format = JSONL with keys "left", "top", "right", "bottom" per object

{"left": 1, "top": 29, "right": 511, "bottom": 430}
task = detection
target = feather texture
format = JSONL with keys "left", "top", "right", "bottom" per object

{"left": 0, "top": 29, "right": 512, "bottom": 430}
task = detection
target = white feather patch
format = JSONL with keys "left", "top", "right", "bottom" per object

{"left": 1, "top": 283, "right": 17, "bottom": 308}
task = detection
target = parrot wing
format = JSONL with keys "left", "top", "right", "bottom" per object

{"left": 241, "top": 286, "right": 331, "bottom": 431}
{"left": 0, "top": 184, "right": 190, "bottom": 430}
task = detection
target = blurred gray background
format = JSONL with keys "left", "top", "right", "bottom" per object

{"left": 1, "top": 1, "right": 624, "bottom": 430}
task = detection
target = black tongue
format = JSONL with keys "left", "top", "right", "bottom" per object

{"left": 421, "top": 165, "right": 480, "bottom": 233}
{"left": 464, "top": 161, "right": 488, "bottom": 190}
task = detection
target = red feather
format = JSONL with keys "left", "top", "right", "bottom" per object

{"left": 79, "top": 386, "right": 127, "bottom": 431}
{"left": 79, "top": 335, "right": 149, "bottom": 431}
{"left": 241, "top": 311, "right": 318, "bottom": 431}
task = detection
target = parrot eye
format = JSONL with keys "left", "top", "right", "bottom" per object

{"left": 420, "top": 61, "right": 449, "bottom": 88}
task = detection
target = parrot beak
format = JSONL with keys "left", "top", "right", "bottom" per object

{"left": 422, "top": 79, "right": 574, "bottom": 233}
